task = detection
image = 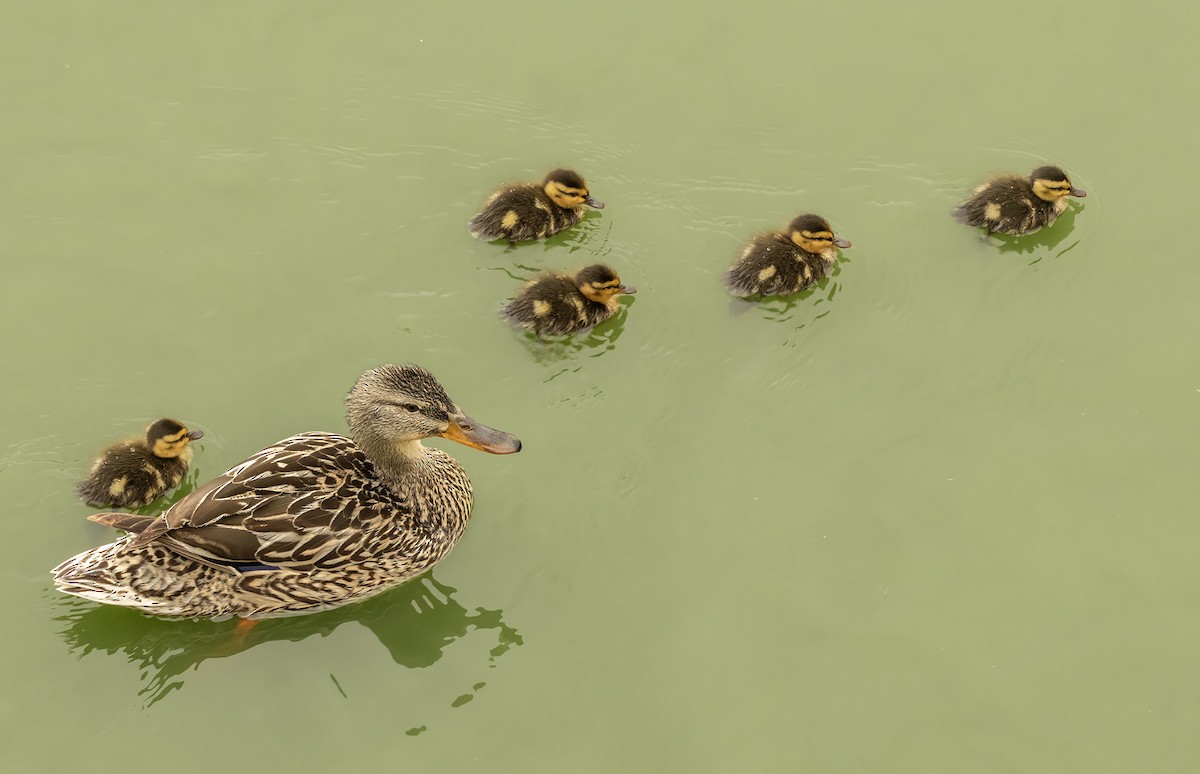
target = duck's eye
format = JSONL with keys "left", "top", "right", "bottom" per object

{"left": 402, "top": 403, "right": 420, "bottom": 413}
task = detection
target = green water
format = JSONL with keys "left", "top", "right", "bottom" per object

{"left": 4, "top": 1, "right": 1199, "bottom": 771}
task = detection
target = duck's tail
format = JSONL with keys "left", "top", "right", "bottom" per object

{"left": 51, "top": 531, "right": 193, "bottom": 616}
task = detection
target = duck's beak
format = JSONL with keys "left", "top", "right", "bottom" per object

{"left": 1070, "top": 187, "right": 1087, "bottom": 197}
{"left": 618, "top": 284, "right": 637, "bottom": 294}
{"left": 187, "top": 430, "right": 205, "bottom": 441}
{"left": 833, "top": 236, "right": 852, "bottom": 248}
{"left": 585, "top": 196, "right": 605, "bottom": 209}
{"left": 440, "top": 416, "right": 522, "bottom": 454}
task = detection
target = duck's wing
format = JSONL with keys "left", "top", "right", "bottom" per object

{"left": 127, "top": 432, "right": 397, "bottom": 571}
{"left": 89, "top": 512, "right": 158, "bottom": 532}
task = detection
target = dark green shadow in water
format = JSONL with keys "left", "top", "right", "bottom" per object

{"left": 726, "top": 258, "right": 847, "bottom": 339}
{"left": 54, "top": 573, "right": 522, "bottom": 713}
{"left": 990, "top": 201, "right": 1085, "bottom": 264}
{"left": 484, "top": 211, "right": 607, "bottom": 255}
{"left": 515, "top": 297, "right": 634, "bottom": 368}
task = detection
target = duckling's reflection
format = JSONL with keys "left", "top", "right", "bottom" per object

{"left": 542, "top": 212, "right": 606, "bottom": 253}
{"left": 55, "top": 573, "right": 522, "bottom": 709}
{"left": 992, "top": 201, "right": 1084, "bottom": 261}
{"left": 490, "top": 212, "right": 605, "bottom": 255}
{"left": 517, "top": 301, "right": 633, "bottom": 367}
{"left": 730, "top": 260, "right": 845, "bottom": 326}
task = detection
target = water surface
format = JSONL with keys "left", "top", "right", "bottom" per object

{"left": 3, "top": 1, "right": 1199, "bottom": 771}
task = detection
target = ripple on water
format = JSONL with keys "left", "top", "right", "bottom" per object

{"left": 618, "top": 173, "right": 815, "bottom": 239}
{"left": 409, "top": 88, "right": 635, "bottom": 168}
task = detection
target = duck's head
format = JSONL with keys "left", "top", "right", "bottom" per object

{"left": 787, "top": 214, "right": 851, "bottom": 253}
{"left": 146, "top": 418, "right": 203, "bottom": 459}
{"left": 1030, "top": 166, "right": 1086, "bottom": 201}
{"left": 346, "top": 364, "right": 521, "bottom": 455}
{"left": 575, "top": 263, "right": 637, "bottom": 304}
{"left": 543, "top": 169, "right": 605, "bottom": 210}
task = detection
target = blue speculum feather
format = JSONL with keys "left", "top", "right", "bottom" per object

{"left": 219, "top": 560, "right": 280, "bottom": 573}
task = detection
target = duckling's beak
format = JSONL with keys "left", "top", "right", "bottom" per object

{"left": 187, "top": 430, "right": 205, "bottom": 441}
{"left": 440, "top": 416, "right": 522, "bottom": 455}
{"left": 618, "top": 284, "right": 637, "bottom": 294}
{"left": 585, "top": 196, "right": 605, "bottom": 209}
{"left": 1070, "top": 187, "right": 1087, "bottom": 197}
{"left": 833, "top": 236, "right": 852, "bottom": 248}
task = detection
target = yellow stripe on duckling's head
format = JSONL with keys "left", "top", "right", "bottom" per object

{"left": 788, "top": 213, "right": 851, "bottom": 253}
{"left": 146, "top": 417, "right": 203, "bottom": 458}
{"left": 1030, "top": 165, "right": 1086, "bottom": 201}
{"left": 542, "top": 168, "right": 604, "bottom": 210}
{"left": 576, "top": 263, "right": 636, "bottom": 303}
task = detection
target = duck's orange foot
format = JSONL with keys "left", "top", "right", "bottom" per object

{"left": 234, "top": 617, "right": 259, "bottom": 638}
{"left": 201, "top": 617, "right": 261, "bottom": 660}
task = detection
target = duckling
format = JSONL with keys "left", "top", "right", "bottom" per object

{"left": 76, "top": 418, "right": 204, "bottom": 508}
{"left": 501, "top": 263, "right": 636, "bottom": 337}
{"left": 469, "top": 168, "right": 605, "bottom": 243}
{"left": 723, "top": 214, "right": 851, "bottom": 298}
{"left": 953, "top": 165, "right": 1086, "bottom": 236}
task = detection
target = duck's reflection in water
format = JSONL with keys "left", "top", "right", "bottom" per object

{"left": 519, "top": 303, "right": 632, "bottom": 366}
{"left": 724, "top": 257, "right": 846, "bottom": 326}
{"left": 993, "top": 201, "right": 1084, "bottom": 262}
{"left": 55, "top": 573, "right": 522, "bottom": 709}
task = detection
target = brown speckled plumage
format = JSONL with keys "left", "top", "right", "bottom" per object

{"left": 52, "top": 365, "right": 521, "bottom": 621}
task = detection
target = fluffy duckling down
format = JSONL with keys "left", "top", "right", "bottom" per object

{"left": 469, "top": 168, "right": 604, "bottom": 243}
{"left": 723, "top": 214, "right": 851, "bottom": 298}
{"left": 954, "top": 165, "right": 1086, "bottom": 236}
{"left": 501, "top": 264, "right": 636, "bottom": 337}
{"left": 76, "top": 418, "right": 203, "bottom": 508}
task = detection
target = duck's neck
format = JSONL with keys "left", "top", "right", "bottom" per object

{"left": 356, "top": 432, "right": 435, "bottom": 483}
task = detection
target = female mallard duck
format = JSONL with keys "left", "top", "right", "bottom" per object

{"left": 501, "top": 263, "right": 636, "bottom": 337}
{"left": 723, "top": 214, "right": 851, "bottom": 298}
{"left": 52, "top": 365, "right": 521, "bottom": 621}
{"left": 469, "top": 168, "right": 605, "bottom": 243}
{"left": 953, "top": 165, "right": 1086, "bottom": 236}
{"left": 76, "top": 418, "right": 204, "bottom": 508}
